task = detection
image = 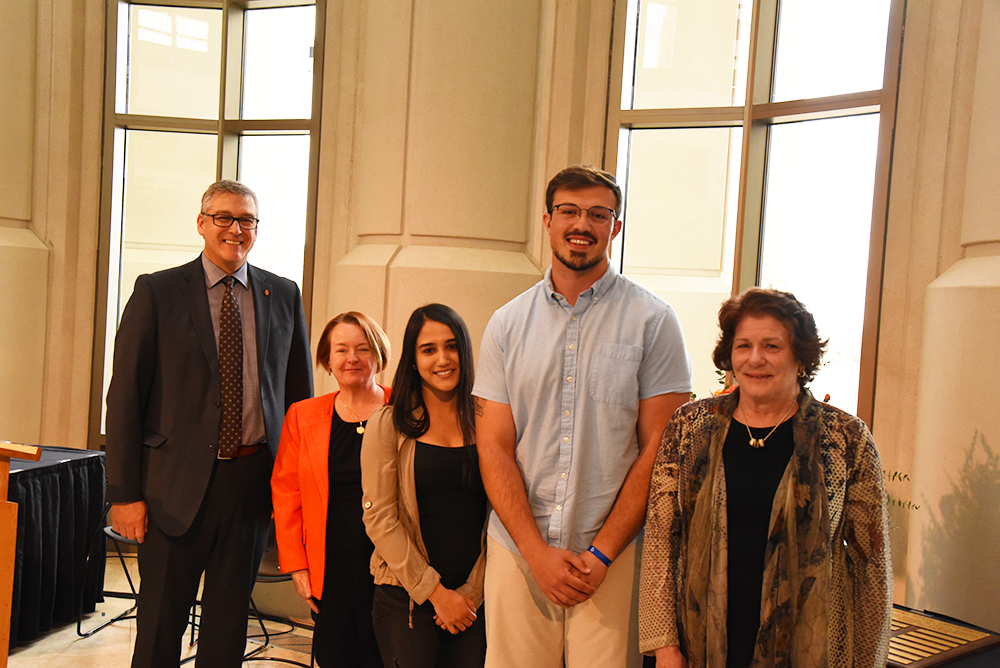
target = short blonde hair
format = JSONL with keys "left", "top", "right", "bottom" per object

{"left": 316, "top": 311, "right": 391, "bottom": 374}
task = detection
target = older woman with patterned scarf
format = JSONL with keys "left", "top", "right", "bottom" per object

{"left": 639, "top": 288, "right": 891, "bottom": 668}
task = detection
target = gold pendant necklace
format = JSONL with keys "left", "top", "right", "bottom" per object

{"left": 340, "top": 396, "right": 367, "bottom": 434}
{"left": 741, "top": 399, "right": 796, "bottom": 449}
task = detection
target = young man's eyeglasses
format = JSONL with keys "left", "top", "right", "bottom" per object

{"left": 551, "top": 204, "right": 616, "bottom": 225}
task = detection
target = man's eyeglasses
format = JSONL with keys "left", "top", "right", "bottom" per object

{"left": 202, "top": 213, "right": 260, "bottom": 230}
{"left": 551, "top": 204, "right": 617, "bottom": 225}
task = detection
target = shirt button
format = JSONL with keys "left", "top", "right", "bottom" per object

{"left": 563, "top": 437, "right": 569, "bottom": 443}
{"left": 556, "top": 505, "right": 562, "bottom": 511}
{"left": 364, "top": 501, "right": 372, "bottom": 509}
{"left": 572, "top": 315, "right": 578, "bottom": 321}
{"left": 566, "top": 376, "right": 573, "bottom": 382}
{"left": 561, "top": 472, "right": 567, "bottom": 479}
{"left": 564, "top": 409, "right": 571, "bottom": 416}
{"left": 568, "top": 344, "right": 574, "bottom": 350}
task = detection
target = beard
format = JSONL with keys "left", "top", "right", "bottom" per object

{"left": 553, "top": 246, "right": 606, "bottom": 273}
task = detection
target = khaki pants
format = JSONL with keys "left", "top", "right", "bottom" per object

{"left": 483, "top": 536, "right": 642, "bottom": 668}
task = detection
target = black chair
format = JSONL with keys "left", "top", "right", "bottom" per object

{"left": 77, "top": 504, "right": 139, "bottom": 637}
{"left": 181, "top": 527, "right": 313, "bottom": 667}
{"left": 242, "top": 540, "right": 313, "bottom": 667}
{"left": 79, "top": 506, "right": 311, "bottom": 666}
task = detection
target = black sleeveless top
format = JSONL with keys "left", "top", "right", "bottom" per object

{"left": 413, "top": 442, "right": 487, "bottom": 590}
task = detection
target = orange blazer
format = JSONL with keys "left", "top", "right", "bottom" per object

{"left": 271, "top": 385, "right": 390, "bottom": 599}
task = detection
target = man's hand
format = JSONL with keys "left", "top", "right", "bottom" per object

{"left": 428, "top": 584, "right": 478, "bottom": 634}
{"left": 523, "top": 544, "right": 597, "bottom": 608}
{"left": 574, "top": 547, "right": 610, "bottom": 591}
{"left": 290, "top": 570, "right": 320, "bottom": 613}
{"left": 111, "top": 500, "right": 148, "bottom": 544}
{"left": 654, "top": 645, "right": 687, "bottom": 668}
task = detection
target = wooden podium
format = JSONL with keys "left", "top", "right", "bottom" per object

{"left": 1, "top": 443, "right": 41, "bottom": 668}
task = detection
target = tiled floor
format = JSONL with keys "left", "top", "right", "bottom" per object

{"left": 8, "top": 555, "right": 315, "bottom": 667}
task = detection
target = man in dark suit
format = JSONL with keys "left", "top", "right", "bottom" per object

{"left": 105, "top": 180, "right": 313, "bottom": 668}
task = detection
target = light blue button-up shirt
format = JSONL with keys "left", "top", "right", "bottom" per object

{"left": 474, "top": 264, "right": 692, "bottom": 555}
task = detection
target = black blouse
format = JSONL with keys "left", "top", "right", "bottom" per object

{"left": 413, "top": 442, "right": 487, "bottom": 590}
{"left": 723, "top": 418, "right": 795, "bottom": 668}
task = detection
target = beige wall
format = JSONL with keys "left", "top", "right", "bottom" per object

{"left": 0, "top": 0, "right": 35, "bottom": 224}
{"left": 0, "top": 0, "right": 43, "bottom": 443}
{"left": 311, "top": 0, "right": 616, "bottom": 395}
{"left": 870, "top": 0, "right": 993, "bottom": 619}
{"left": 0, "top": 0, "right": 103, "bottom": 446}
{"left": 5, "top": 0, "right": 999, "bottom": 630}
{"left": 0, "top": 231, "right": 47, "bottom": 443}
{"left": 890, "top": 0, "right": 1000, "bottom": 631}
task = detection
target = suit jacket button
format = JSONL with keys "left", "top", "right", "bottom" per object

{"left": 209, "top": 444, "right": 216, "bottom": 451}
{"left": 215, "top": 401, "right": 221, "bottom": 408}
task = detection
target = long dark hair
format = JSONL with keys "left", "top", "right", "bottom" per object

{"left": 389, "top": 304, "right": 476, "bottom": 447}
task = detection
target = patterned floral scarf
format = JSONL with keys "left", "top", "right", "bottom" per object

{"left": 682, "top": 390, "right": 832, "bottom": 668}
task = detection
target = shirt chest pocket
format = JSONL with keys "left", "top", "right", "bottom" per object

{"left": 588, "top": 342, "right": 642, "bottom": 408}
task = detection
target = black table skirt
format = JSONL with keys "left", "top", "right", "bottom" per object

{"left": 7, "top": 446, "right": 107, "bottom": 648}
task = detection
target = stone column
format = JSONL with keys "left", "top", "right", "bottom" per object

{"left": 904, "top": 0, "right": 1000, "bottom": 632}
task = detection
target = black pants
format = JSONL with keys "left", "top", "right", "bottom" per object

{"left": 311, "top": 582, "right": 381, "bottom": 668}
{"left": 372, "top": 584, "right": 486, "bottom": 668}
{"left": 131, "top": 451, "right": 272, "bottom": 668}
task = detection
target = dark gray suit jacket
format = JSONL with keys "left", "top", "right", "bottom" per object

{"left": 105, "top": 257, "right": 313, "bottom": 536}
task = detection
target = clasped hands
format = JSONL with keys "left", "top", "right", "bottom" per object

{"left": 525, "top": 544, "right": 609, "bottom": 609}
{"left": 428, "top": 583, "right": 478, "bottom": 634}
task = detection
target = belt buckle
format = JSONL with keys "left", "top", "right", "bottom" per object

{"left": 218, "top": 443, "right": 257, "bottom": 460}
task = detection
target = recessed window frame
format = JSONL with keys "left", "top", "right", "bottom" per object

{"left": 88, "top": 0, "right": 326, "bottom": 448}
{"left": 604, "top": 0, "right": 905, "bottom": 426}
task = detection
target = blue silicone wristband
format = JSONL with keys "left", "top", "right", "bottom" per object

{"left": 587, "top": 545, "right": 612, "bottom": 567}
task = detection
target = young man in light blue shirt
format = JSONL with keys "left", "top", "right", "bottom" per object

{"left": 474, "top": 165, "right": 692, "bottom": 668}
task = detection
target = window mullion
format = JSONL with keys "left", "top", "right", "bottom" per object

{"left": 218, "top": 0, "right": 245, "bottom": 180}
{"left": 756, "top": 91, "right": 882, "bottom": 123}
{"left": 127, "top": 0, "right": 223, "bottom": 8}
{"left": 619, "top": 107, "right": 745, "bottom": 129}
{"left": 300, "top": 0, "right": 326, "bottom": 324}
{"left": 604, "top": 0, "right": 632, "bottom": 172}
{"left": 114, "top": 114, "right": 220, "bottom": 132}
{"left": 857, "top": 0, "right": 906, "bottom": 426}
{"left": 732, "top": 0, "right": 777, "bottom": 295}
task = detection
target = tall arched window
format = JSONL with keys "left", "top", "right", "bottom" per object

{"left": 92, "top": 0, "right": 324, "bottom": 441}
{"left": 606, "top": 0, "right": 903, "bottom": 420}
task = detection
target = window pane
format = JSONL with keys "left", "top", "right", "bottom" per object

{"left": 626, "top": 0, "right": 751, "bottom": 110}
{"left": 123, "top": 5, "right": 222, "bottom": 118}
{"left": 772, "top": 0, "right": 890, "bottom": 101}
{"left": 759, "top": 115, "right": 880, "bottom": 413}
{"left": 102, "top": 130, "right": 217, "bottom": 429}
{"left": 615, "top": 127, "right": 741, "bottom": 399}
{"left": 242, "top": 6, "right": 316, "bottom": 120}
{"left": 238, "top": 135, "right": 311, "bottom": 287}
{"left": 121, "top": 131, "right": 217, "bottom": 254}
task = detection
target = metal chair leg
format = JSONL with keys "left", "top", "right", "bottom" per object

{"left": 244, "top": 595, "right": 269, "bottom": 659}
{"left": 77, "top": 506, "right": 139, "bottom": 637}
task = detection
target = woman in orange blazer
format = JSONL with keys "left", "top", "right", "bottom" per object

{"left": 272, "top": 311, "right": 391, "bottom": 668}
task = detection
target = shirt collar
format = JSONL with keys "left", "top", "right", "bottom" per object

{"left": 544, "top": 262, "right": 618, "bottom": 305}
{"left": 201, "top": 253, "right": 249, "bottom": 289}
